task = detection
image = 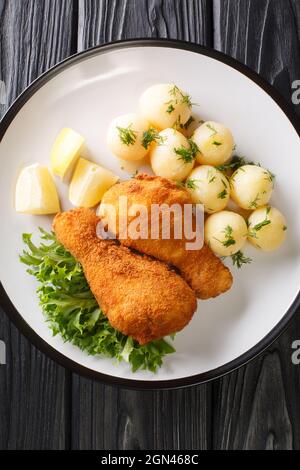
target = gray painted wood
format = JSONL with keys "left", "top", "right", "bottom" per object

{"left": 0, "top": 0, "right": 75, "bottom": 449}
{"left": 0, "top": 0, "right": 300, "bottom": 450}
{"left": 212, "top": 0, "right": 300, "bottom": 450}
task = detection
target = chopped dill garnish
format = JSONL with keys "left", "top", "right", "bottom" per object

{"left": 168, "top": 84, "right": 193, "bottom": 108}
{"left": 208, "top": 174, "right": 216, "bottom": 184}
{"left": 141, "top": 127, "right": 165, "bottom": 149}
{"left": 117, "top": 124, "right": 137, "bottom": 146}
{"left": 283, "top": 225, "right": 288, "bottom": 231}
{"left": 166, "top": 104, "right": 175, "bottom": 114}
{"left": 174, "top": 145, "right": 194, "bottom": 163}
{"left": 181, "top": 93, "right": 193, "bottom": 108}
{"left": 188, "top": 138, "right": 200, "bottom": 158}
{"left": 248, "top": 206, "right": 271, "bottom": 238}
{"left": 263, "top": 169, "right": 276, "bottom": 186}
{"left": 230, "top": 251, "right": 252, "bottom": 268}
{"left": 213, "top": 140, "right": 222, "bottom": 146}
{"left": 216, "top": 156, "right": 247, "bottom": 172}
{"left": 206, "top": 123, "right": 217, "bottom": 135}
{"left": 249, "top": 193, "right": 260, "bottom": 209}
{"left": 166, "top": 84, "right": 193, "bottom": 115}
{"left": 222, "top": 225, "right": 236, "bottom": 247}
{"left": 214, "top": 225, "right": 236, "bottom": 248}
{"left": 217, "top": 189, "right": 228, "bottom": 199}
{"left": 174, "top": 138, "right": 199, "bottom": 164}
{"left": 186, "top": 179, "right": 198, "bottom": 190}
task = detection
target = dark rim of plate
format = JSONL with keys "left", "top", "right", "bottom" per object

{"left": 0, "top": 38, "right": 299, "bottom": 390}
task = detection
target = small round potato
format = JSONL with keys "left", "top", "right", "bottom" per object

{"left": 107, "top": 113, "right": 150, "bottom": 161}
{"left": 186, "top": 165, "right": 230, "bottom": 213}
{"left": 150, "top": 128, "right": 195, "bottom": 181}
{"left": 139, "top": 83, "right": 192, "bottom": 130}
{"left": 230, "top": 164, "right": 274, "bottom": 209}
{"left": 205, "top": 210, "right": 248, "bottom": 256}
{"left": 191, "top": 121, "right": 234, "bottom": 166}
{"left": 247, "top": 206, "right": 287, "bottom": 251}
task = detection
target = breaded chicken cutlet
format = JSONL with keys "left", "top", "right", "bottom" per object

{"left": 53, "top": 208, "right": 197, "bottom": 345}
{"left": 100, "top": 174, "right": 233, "bottom": 299}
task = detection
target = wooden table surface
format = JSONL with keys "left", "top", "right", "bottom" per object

{"left": 0, "top": 0, "right": 300, "bottom": 450}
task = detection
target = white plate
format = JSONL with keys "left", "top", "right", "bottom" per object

{"left": 0, "top": 40, "right": 299, "bottom": 389}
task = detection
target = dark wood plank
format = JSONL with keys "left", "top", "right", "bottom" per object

{"left": 213, "top": 0, "right": 300, "bottom": 116}
{"left": 0, "top": 0, "right": 75, "bottom": 449}
{"left": 73, "top": 0, "right": 213, "bottom": 451}
{"left": 78, "top": 0, "right": 213, "bottom": 50}
{"left": 212, "top": 0, "right": 300, "bottom": 450}
{"left": 71, "top": 380, "right": 211, "bottom": 450}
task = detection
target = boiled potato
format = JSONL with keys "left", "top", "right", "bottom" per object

{"left": 69, "top": 158, "right": 119, "bottom": 208}
{"left": 139, "top": 83, "right": 192, "bottom": 130}
{"left": 247, "top": 206, "right": 287, "bottom": 251}
{"left": 15, "top": 163, "right": 60, "bottom": 214}
{"left": 150, "top": 128, "right": 195, "bottom": 181}
{"left": 51, "top": 127, "right": 84, "bottom": 179}
{"left": 205, "top": 210, "right": 247, "bottom": 256}
{"left": 107, "top": 113, "right": 150, "bottom": 161}
{"left": 230, "top": 164, "right": 274, "bottom": 209}
{"left": 186, "top": 165, "right": 230, "bottom": 213}
{"left": 191, "top": 121, "right": 234, "bottom": 166}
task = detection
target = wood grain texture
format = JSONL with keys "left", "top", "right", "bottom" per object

{"left": 0, "top": 0, "right": 75, "bottom": 449}
{"left": 212, "top": 0, "right": 300, "bottom": 450}
{"left": 72, "top": 0, "right": 213, "bottom": 451}
{"left": 213, "top": 0, "right": 300, "bottom": 116}
{"left": 71, "top": 380, "right": 211, "bottom": 450}
{"left": 78, "top": 0, "right": 213, "bottom": 50}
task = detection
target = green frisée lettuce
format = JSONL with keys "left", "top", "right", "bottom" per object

{"left": 20, "top": 229, "right": 175, "bottom": 372}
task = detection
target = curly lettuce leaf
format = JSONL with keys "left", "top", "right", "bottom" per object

{"left": 20, "top": 229, "right": 175, "bottom": 372}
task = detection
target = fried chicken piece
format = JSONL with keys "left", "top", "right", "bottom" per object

{"left": 53, "top": 208, "right": 197, "bottom": 345}
{"left": 100, "top": 174, "right": 233, "bottom": 299}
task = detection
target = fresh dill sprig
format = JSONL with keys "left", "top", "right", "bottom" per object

{"left": 117, "top": 124, "right": 137, "bottom": 146}
{"left": 249, "top": 193, "right": 261, "bottom": 209}
{"left": 168, "top": 84, "right": 193, "bottom": 108}
{"left": 186, "top": 179, "right": 198, "bottom": 190}
{"left": 166, "top": 104, "right": 175, "bottom": 114}
{"left": 206, "top": 123, "right": 217, "bottom": 136}
{"left": 188, "top": 138, "right": 200, "bottom": 159}
{"left": 217, "top": 189, "right": 228, "bottom": 199}
{"left": 207, "top": 169, "right": 216, "bottom": 184}
{"left": 216, "top": 156, "right": 247, "bottom": 172}
{"left": 174, "top": 145, "right": 194, "bottom": 163}
{"left": 230, "top": 251, "right": 252, "bottom": 268}
{"left": 214, "top": 225, "right": 236, "bottom": 248}
{"left": 263, "top": 169, "right": 276, "bottom": 187}
{"left": 222, "top": 225, "right": 236, "bottom": 248}
{"left": 248, "top": 206, "right": 271, "bottom": 238}
{"left": 141, "top": 127, "right": 165, "bottom": 149}
{"left": 174, "top": 139, "right": 198, "bottom": 164}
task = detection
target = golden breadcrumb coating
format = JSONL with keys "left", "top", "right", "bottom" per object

{"left": 101, "top": 174, "right": 233, "bottom": 299}
{"left": 53, "top": 208, "right": 197, "bottom": 345}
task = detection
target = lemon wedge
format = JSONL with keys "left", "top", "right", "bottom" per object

{"left": 69, "top": 158, "right": 119, "bottom": 208}
{"left": 15, "top": 163, "right": 60, "bottom": 214}
{"left": 50, "top": 128, "right": 84, "bottom": 179}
